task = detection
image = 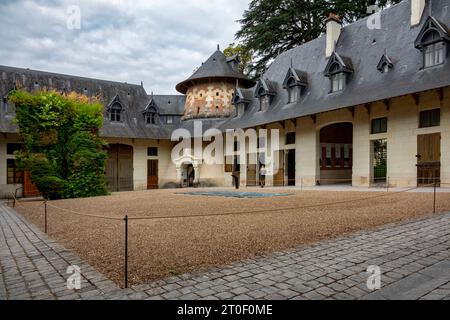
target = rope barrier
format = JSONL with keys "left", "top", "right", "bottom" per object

{"left": 45, "top": 202, "right": 124, "bottom": 221}
{"left": 19, "top": 182, "right": 433, "bottom": 222}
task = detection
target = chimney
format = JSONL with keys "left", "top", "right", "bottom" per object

{"left": 411, "top": 0, "right": 425, "bottom": 27}
{"left": 325, "top": 13, "right": 342, "bottom": 58}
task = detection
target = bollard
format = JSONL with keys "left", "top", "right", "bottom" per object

{"left": 124, "top": 215, "right": 129, "bottom": 289}
{"left": 44, "top": 200, "right": 48, "bottom": 234}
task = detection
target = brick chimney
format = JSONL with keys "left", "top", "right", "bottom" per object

{"left": 325, "top": 13, "right": 342, "bottom": 58}
{"left": 411, "top": 0, "right": 425, "bottom": 27}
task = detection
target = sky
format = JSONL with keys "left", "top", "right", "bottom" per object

{"left": 0, "top": 0, "right": 249, "bottom": 94}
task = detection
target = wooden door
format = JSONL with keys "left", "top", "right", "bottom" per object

{"left": 273, "top": 151, "right": 285, "bottom": 186}
{"left": 417, "top": 133, "right": 440, "bottom": 186}
{"left": 147, "top": 160, "right": 159, "bottom": 189}
{"left": 246, "top": 153, "right": 257, "bottom": 186}
{"left": 106, "top": 144, "right": 134, "bottom": 192}
{"left": 287, "top": 150, "right": 296, "bottom": 186}
{"left": 23, "top": 171, "right": 40, "bottom": 197}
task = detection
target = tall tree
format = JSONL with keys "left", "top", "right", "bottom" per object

{"left": 236, "top": 0, "right": 401, "bottom": 77}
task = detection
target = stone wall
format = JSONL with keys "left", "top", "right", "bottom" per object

{"left": 183, "top": 81, "right": 235, "bottom": 120}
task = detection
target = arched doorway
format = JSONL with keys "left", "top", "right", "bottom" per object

{"left": 105, "top": 144, "right": 134, "bottom": 192}
{"left": 319, "top": 123, "right": 353, "bottom": 185}
{"left": 181, "top": 162, "right": 196, "bottom": 187}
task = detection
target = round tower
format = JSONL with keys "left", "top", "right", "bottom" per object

{"left": 176, "top": 46, "right": 255, "bottom": 120}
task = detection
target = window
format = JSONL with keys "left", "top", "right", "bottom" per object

{"left": 288, "top": 86, "right": 301, "bottom": 103}
{"left": 419, "top": 109, "right": 440, "bottom": 128}
{"left": 424, "top": 42, "right": 445, "bottom": 68}
{"left": 7, "top": 143, "right": 23, "bottom": 155}
{"left": 331, "top": 73, "right": 346, "bottom": 93}
{"left": 146, "top": 112, "right": 157, "bottom": 125}
{"left": 260, "top": 96, "right": 270, "bottom": 112}
{"left": 166, "top": 116, "right": 173, "bottom": 124}
{"left": 7, "top": 159, "right": 23, "bottom": 184}
{"left": 236, "top": 103, "right": 245, "bottom": 117}
{"left": 286, "top": 132, "right": 296, "bottom": 145}
{"left": 110, "top": 103, "right": 122, "bottom": 122}
{"left": 371, "top": 118, "right": 388, "bottom": 134}
{"left": 147, "top": 147, "right": 158, "bottom": 156}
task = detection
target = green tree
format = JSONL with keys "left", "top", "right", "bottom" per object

{"left": 10, "top": 90, "right": 108, "bottom": 200}
{"left": 236, "top": 0, "right": 401, "bottom": 77}
{"left": 223, "top": 43, "right": 254, "bottom": 78}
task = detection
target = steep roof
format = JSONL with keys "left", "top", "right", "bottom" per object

{"left": 176, "top": 49, "right": 255, "bottom": 94}
{"left": 0, "top": 65, "right": 187, "bottom": 139}
{"left": 219, "top": 0, "right": 450, "bottom": 131}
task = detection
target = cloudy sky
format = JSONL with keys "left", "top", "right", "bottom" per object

{"left": 0, "top": 0, "right": 249, "bottom": 94}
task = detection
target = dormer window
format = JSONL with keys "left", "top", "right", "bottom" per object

{"left": 232, "top": 88, "right": 251, "bottom": 118}
{"left": 415, "top": 16, "right": 450, "bottom": 69}
{"left": 106, "top": 95, "right": 124, "bottom": 122}
{"left": 330, "top": 72, "right": 346, "bottom": 92}
{"left": 146, "top": 110, "right": 157, "bottom": 125}
{"left": 424, "top": 37, "right": 445, "bottom": 67}
{"left": 324, "top": 52, "right": 353, "bottom": 94}
{"left": 254, "top": 79, "right": 276, "bottom": 112}
{"left": 260, "top": 95, "right": 271, "bottom": 112}
{"left": 377, "top": 54, "right": 394, "bottom": 73}
{"left": 110, "top": 103, "right": 122, "bottom": 122}
{"left": 283, "top": 67, "right": 308, "bottom": 104}
{"left": 143, "top": 96, "right": 159, "bottom": 125}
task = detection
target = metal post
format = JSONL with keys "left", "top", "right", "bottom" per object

{"left": 386, "top": 177, "right": 390, "bottom": 193}
{"left": 13, "top": 196, "right": 16, "bottom": 208}
{"left": 44, "top": 200, "right": 48, "bottom": 234}
{"left": 433, "top": 182, "right": 437, "bottom": 214}
{"left": 124, "top": 215, "right": 129, "bottom": 289}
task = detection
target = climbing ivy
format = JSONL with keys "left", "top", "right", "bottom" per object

{"left": 9, "top": 90, "right": 109, "bottom": 200}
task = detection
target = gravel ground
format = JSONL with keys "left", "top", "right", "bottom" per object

{"left": 13, "top": 187, "right": 450, "bottom": 287}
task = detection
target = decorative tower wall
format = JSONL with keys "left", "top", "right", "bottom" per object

{"left": 183, "top": 81, "right": 235, "bottom": 120}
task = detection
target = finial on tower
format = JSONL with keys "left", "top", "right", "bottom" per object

{"left": 217, "top": 44, "right": 220, "bottom": 51}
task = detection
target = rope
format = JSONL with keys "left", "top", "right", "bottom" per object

{"left": 45, "top": 202, "right": 124, "bottom": 221}
{"left": 11, "top": 182, "right": 438, "bottom": 222}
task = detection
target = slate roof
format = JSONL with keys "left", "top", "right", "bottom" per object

{"left": 1, "top": 0, "right": 450, "bottom": 140}
{"left": 176, "top": 49, "right": 255, "bottom": 94}
{"left": 219, "top": 0, "right": 450, "bottom": 130}
{"left": 0, "top": 65, "right": 188, "bottom": 139}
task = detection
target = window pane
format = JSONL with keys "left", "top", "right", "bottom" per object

{"left": 147, "top": 147, "right": 158, "bottom": 156}
{"left": 420, "top": 109, "right": 440, "bottom": 128}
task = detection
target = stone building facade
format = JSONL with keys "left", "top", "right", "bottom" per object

{"left": 1, "top": 0, "right": 450, "bottom": 197}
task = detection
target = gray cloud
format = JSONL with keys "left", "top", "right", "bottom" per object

{"left": 0, "top": 0, "right": 249, "bottom": 94}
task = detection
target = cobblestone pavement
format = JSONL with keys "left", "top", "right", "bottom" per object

{"left": 1, "top": 202, "right": 449, "bottom": 300}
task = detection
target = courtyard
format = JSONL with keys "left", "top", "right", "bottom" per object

{"left": 11, "top": 187, "right": 450, "bottom": 287}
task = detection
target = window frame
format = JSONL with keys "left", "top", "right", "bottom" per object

{"left": 286, "top": 132, "right": 296, "bottom": 145}
{"left": 419, "top": 109, "right": 441, "bottom": 128}
{"left": 371, "top": 117, "right": 388, "bottom": 134}
{"left": 109, "top": 103, "right": 122, "bottom": 122}
{"left": 7, "top": 159, "right": 23, "bottom": 185}
{"left": 330, "top": 72, "right": 346, "bottom": 93}
{"left": 147, "top": 147, "right": 158, "bottom": 157}
{"left": 424, "top": 41, "right": 446, "bottom": 68}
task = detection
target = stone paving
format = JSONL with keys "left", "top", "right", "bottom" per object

{"left": 1, "top": 202, "right": 449, "bottom": 300}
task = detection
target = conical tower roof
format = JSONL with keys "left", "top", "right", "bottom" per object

{"left": 176, "top": 48, "right": 255, "bottom": 94}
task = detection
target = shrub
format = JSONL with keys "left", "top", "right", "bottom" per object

{"left": 10, "top": 90, "right": 108, "bottom": 200}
